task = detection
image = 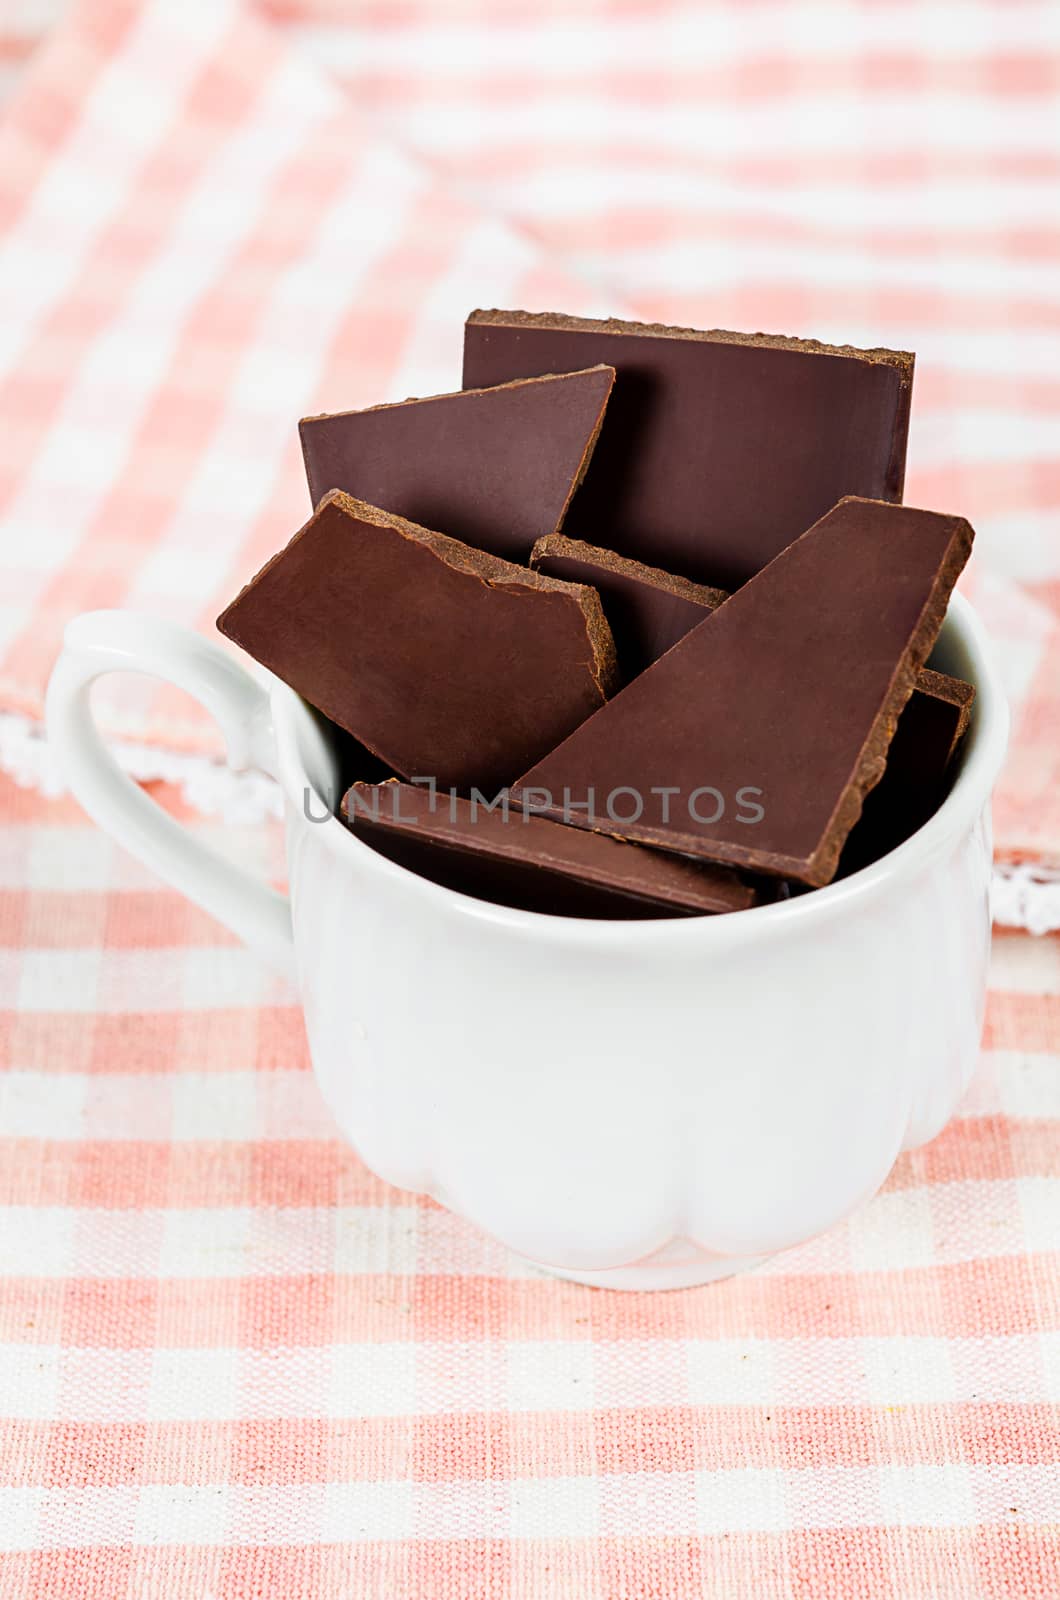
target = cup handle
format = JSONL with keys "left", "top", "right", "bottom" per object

{"left": 45, "top": 610, "right": 295, "bottom": 976}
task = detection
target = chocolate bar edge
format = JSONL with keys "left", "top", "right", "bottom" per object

{"left": 341, "top": 780, "right": 756, "bottom": 915}
{"left": 466, "top": 308, "right": 915, "bottom": 381}
{"left": 804, "top": 498, "right": 974, "bottom": 885}
{"left": 297, "top": 362, "right": 615, "bottom": 434}
{"left": 530, "top": 534, "right": 731, "bottom": 613}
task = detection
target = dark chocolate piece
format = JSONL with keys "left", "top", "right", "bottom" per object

{"left": 530, "top": 534, "right": 728, "bottom": 680}
{"left": 530, "top": 536, "right": 972, "bottom": 750}
{"left": 217, "top": 491, "right": 618, "bottom": 793}
{"left": 910, "top": 667, "right": 976, "bottom": 759}
{"left": 839, "top": 668, "right": 975, "bottom": 874}
{"left": 511, "top": 498, "right": 974, "bottom": 887}
{"left": 299, "top": 367, "right": 614, "bottom": 561}
{"left": 341, "top": 781, "right": 756, "bottom": 918}
{"left": 464, "top": 310, "right": 913, "bottom": 590}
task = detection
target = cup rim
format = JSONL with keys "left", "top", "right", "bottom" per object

{"left": 269, "top": 590, "right": 1010, "bottom": 944}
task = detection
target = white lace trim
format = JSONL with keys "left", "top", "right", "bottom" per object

{"left": 5, "top": 710, "right": 1059, "bottom": 932}
{"left": 0, "top": 711, "right": 282, "bottom": 825}
{"left": 991, "top": 862, "right": 1060, "bottom": 935}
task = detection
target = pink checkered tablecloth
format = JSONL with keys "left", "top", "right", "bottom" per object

{"left": 0, "top": 2, "right": 1058, "bottom": 1595}
{"left": 0, "top": 768, "right": 1058, "bottom": 1597}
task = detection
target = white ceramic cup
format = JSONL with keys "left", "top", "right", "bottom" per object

{"left": 45, "top": 598, "right": 1008, "bottom": 1289}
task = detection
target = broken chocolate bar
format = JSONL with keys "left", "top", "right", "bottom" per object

{"left": 530, "top": 538, "right": 973, "bottom": 786}
{"left": 299, "top": 367, "right": 614, "bottom": 562}
{"left": 511, "top": 497, "right": 973, "bottom": 887}
{"left": 839, "top": 668, "right": 975, "bottom": 875}
{"left": 463, "top": 310, "right": 913, "bottom": 590}
{"left": 530, "top": 534, "right": 728, "bottom": 681}
{"left": 217, "top": 491, "right": 618, "bottom": 793}
{"left": 341, "top": 781, "right": 756, "bottom": 918}
{"left": 904, "top": 667, "right": 976, "bottom": 766}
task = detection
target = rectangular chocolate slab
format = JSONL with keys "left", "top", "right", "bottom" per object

{"left": 300, "top": 367, "right": 614, "bottom": 562}
{"left": 512, "top": 498, "right": 974, "bottom": 887}
{"left": 217, "top": 491, "right": 618, "bottom": 793}
{"left": 464, "top": 310, "right": 913, "bottom": 590}
{"left": 341, "top": 781, "right": 757, "bottom": 918}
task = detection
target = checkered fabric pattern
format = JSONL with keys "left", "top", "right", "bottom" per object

{"left": 0, "top": 0, "right": 1058, "bottom": 863}
{"left": 1, "top": 2, "right": 1059, "bottom": 1595}
{"left": 0, "top": 767, "right": 1058, "bottom": 1596}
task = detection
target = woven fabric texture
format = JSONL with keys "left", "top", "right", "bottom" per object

{"left": 0, "top": 0, "right": 1058, "bottom": 863}
{"left": 0, "top": 3, "right": 1058, "bottom": 1595}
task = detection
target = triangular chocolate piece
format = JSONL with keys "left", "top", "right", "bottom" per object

{"left": 342, "top": 782, "right": 757, "bottom": 918}
{"left": 300, "top": 367, "right": 614, "bottom": 561}
{"left": 218, "top": 492, "right": 617, "bottom": 793}
{"left": 464, "top": 310, "right": 913, "bottom": 589}
{"left": 512, "top": 498, "right": 973, "bottom": 887}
